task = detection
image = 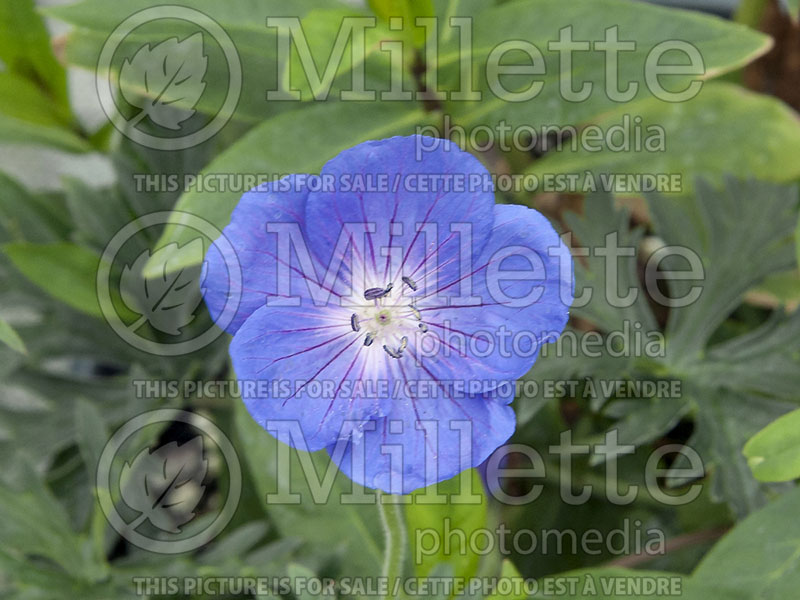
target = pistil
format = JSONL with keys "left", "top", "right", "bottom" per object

{"left": 353, "top": 282, "right": 429, "bottom": 359}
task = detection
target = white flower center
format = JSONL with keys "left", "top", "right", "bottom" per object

{"left": 349, "top": 280, "right": 427, "bottom": 359}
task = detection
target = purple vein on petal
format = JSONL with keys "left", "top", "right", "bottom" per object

{"left": 250, "top": 330, "right": 353, "bottom": 372}
{"left": 359, "top": 193, "right": 378, "bottom": 275}
{"left": 418, "top": 302, "right": 508, "bottom": 311}
{"left": 315, "top": 344, "right": 365, "bottom": 438}
{"left": 401, "top": 188, "right": 480, "bottom": 287}
{"left": 396, "top": 358, "right": 437, "bottom": 457}
{"left": 406, "top": 346, "right": 497, "bottom": 435}
{"left": 404, "top": 231, "right": 458, "bottom": 283}
{"left": 382, "top": 191, "right": 401, "bottom": 282}
{"left": 395, "top": 191, "right": 445, "bottom": 282}
{"left": 240, "top": 247, "right": 344, "bottom": 299}
{"left": 280, "top": 335, "right": 362, "bottom": 406}
{"left": 417, "top": 258, "right": 491, "bottom": 301}
{"left": 330, "top": 199, "right": 363, "bottom": 273}
{"left": 241, "top": 322, "right": 349, "bottom": 345}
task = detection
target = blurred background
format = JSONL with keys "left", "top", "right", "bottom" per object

{"left": 1, "top": 0, "right": 799, "bottom": 598}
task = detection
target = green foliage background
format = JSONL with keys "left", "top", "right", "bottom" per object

{"left": 1, "top": 0, "right": 800, "bottom": 598}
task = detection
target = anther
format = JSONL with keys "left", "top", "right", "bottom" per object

{"left": 402, "top": 276, "right": 417, "bottom": 291}
{"left": 383, "top": 344, "right": 401, "bottom": 359}
{"left": 418, "top": 323, "right": 428, "bottom": 333}
{"left": 350, "top": 313, "right": 360, "bottom": 332}
{"left": 409, "top": 306, "right": 422, "bottom": 320}
{"left": 399, "top": 336, "right": 408, "bottom": 352}
{"left": 364, "top": 282, "right": 393, "bottom": 301}
{"left": 364, "top": 332, "right": 375, "bottom": 346}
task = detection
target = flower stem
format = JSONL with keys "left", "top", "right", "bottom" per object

{"left": 377, "top": 492, "right": 406, "bottom": 599}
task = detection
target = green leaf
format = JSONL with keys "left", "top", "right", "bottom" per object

{"left": 62, "top": 178, "right": 131, "bottom": 250}
{"left": 369, "top": 0, "right": 434, "bottom": 23}
{"left": 652, "top": 179, "right": 800, "bottom": 516}
{"left": 445, "top": 0, "right": 771, "bottom": 128}
{"left": 233, "top": 399, "right": 383, "bottom": 578}
{"left": 198, "top": 522, "right": 269, "bottom": 566}
{"left": 0, "top": 109, "right": 90, "bottom": 153}
{"left": 3, "top": 242, "right": 102, "bottom": 318}
{"left": 0, "top": 73, "right": 87, "bottom": 151}
{"left": 692, "top": 485, "right": 800, "bottom": 598}
{"left": 405, "top": 469, "right": 487, "bottom": 579}
{"left": 0, "top": 0, "right": 68, "bottom": 108}
{"left": 529, "top": 83, "right": 800, "bottom": 197}
{"left": 0, "top": 316, "right": 26, "bottom": 354}
{"left": 688, "top": 390, "right": 785, "bottom": 518}
{"left": 46, "top": 0, "right": 342, "bottom": 124}
{"left": 0, "top": 3, "right": 88, "bottom": 151}
{"left": 432, "top": 0, "right": 487, "bottom": 60}
{"left": 743, "top": 408, "right": 800, "bottom": 482}
{"left": 72, "top": 398, "right": 111, "bottom": 568}
{"left": 0, "top": 457, "right": 99, "bottom": 581}
{"left": 0, "top": 72, "right": 68, "bottom": 123}
{"left": 735, "top": 0, "right": 772, "bottom": 28}
{"left": 74, "top": 398, "right": 107, "bottom": 480}
{"left": 693, "top": 309, "right": 800, "bottom": 402}
{"left": 562, "top": 179, "right": 800, "bottom": 516}
{"left": 0, "top": 276, "right": 161, "bottom": 468}
{"left": 650, "top": 177, "right": 797, "bottom": 363}
{"left": 0, "top": 172, "right": 71, "bottom": 243}
{"left": 591, "top": 398, "right": 691, "bottom": 465}
{"left": 282, "top": 8, "right": 397, "bottom": 100}
{"left": 564, "top": 192, "right": 657, "bottom": 334}
{"left": 146, "top": 101, "right": 428, "bottom": 276}
{"left": 368, "top": 0, "right": 435, "bottom": 47}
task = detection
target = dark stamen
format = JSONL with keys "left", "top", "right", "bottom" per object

{"left": 364, "top": 332, "right": 375, "bottom": 346}
{"left": 419, "top": 323, "right": 428, "bottom": 333}
{"left": 402, "top": 276, "right": 417, "bottom": 291}
{"left": 383, "top": 344, "right": 401, "bottom": 359}
{"left": 364, "top": 283, "right": 393, "bottom": 301}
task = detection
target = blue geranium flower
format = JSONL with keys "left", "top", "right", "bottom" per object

{"left": 203, "top": 135, "right": 573, "bottom": 494}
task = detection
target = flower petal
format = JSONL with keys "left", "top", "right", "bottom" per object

{"left": 303, "top": 135, "right": 496, "bottom": 294}
{"left": 202, "top": 174, "right": 313, "bottom": 335}
{"left": 327, "top": 381, "right": 515, "bottom": 494}
{"left": 412, "top": 203, "right": 573, "bottom": 390}
{"left": 230, "top": 302, "right": 390, "bottom": 451}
